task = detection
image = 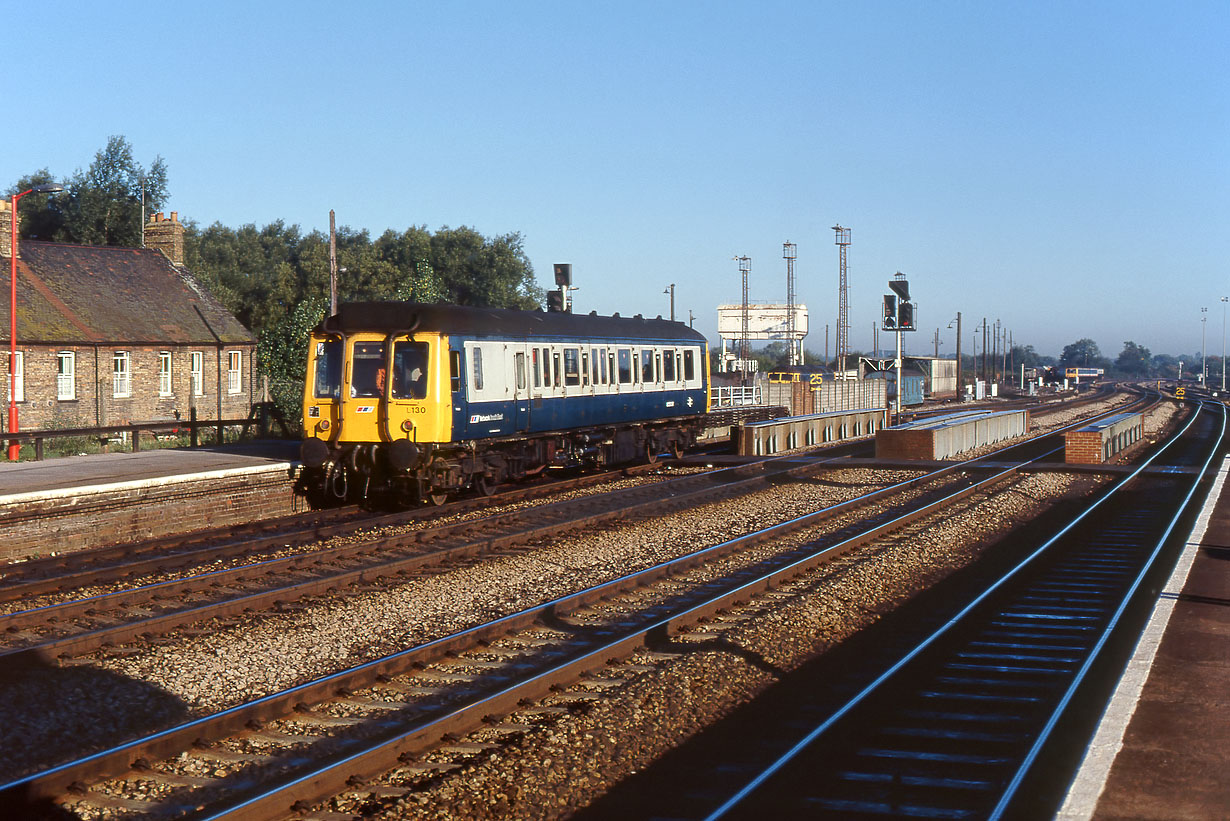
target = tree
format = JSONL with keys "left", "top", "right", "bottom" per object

{"left": 49, "top": 136, "right": 169, "bottom": 247}
{"left": 1060, "top": 338, "right": 1104, "bottom": 368}
{"left": 5, "top": 168, "right": 63, "bottom": 240}
{"left": 1115, "top": 341, "right": 1152, "bottom": 376}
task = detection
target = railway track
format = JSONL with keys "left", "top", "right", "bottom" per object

{"left": 0, "top": 389, "right": 1148, "bottom": 665}
{"left": 0, "top": 395, "right": 1165, "bottom": 819}
{"left": 589, "top": 399, "right": 1222, "bottom": 821}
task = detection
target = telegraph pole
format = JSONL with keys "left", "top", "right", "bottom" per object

{"left": 329, "top": 210, "right": 338, "bottom": 315}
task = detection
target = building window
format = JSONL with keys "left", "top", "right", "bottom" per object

{"left": 57, "top": 351, "right": 75, "bottom": 401}
{"left": 8, "top": 352, "right": 23, "bottom": 403}
{"left": 227, "top": 351, "right": 242, "bottom": 394}
{"left": 191, "top": 351, "right": 204, "bottom": 396}
{"left": 159, "top": 351, "right": 173, "bottom": 397}
{"left": 113, "top": 351, "right": 131, "bottom": 398}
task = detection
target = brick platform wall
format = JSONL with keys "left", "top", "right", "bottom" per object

{"left": 0, "top": 465, "right": 302, "bottom": 564}
{"left": 875, "top": 427, "right": 936, "bottom": 460}
{"left": 1064, "top": 429, "right": 1106, "bottom": 464}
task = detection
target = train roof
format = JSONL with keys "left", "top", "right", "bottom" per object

{"left": 322, "top": 302, "right": 708, "bottom": 344}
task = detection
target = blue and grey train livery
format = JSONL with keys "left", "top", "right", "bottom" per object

{"left": 299, "top": 301, "right": 711, "bottom": 505}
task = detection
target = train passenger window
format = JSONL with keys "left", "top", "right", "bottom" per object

{"left": 350, "top": 342, "right": 386, "bottom": 398}
{"left": 607, "top": 351, "right": 614, "bottom": 385}
{"left": 591, "top": 348, "right": 601, "bottom": 384}
{"left": 472, "top": 347, "right": 484, "bottom": 391}
{"left": 683, "top": 349, "right": 695, "bottom": 382}
{"left": 552, "top": 352, "right": 562, "bottom": 387}
{"left": 676, "top": 353, "right": 682, "bottom": 382}
{"left": 313, "top": 339, "right": 343, "bottom": 399}
{"left": 564, "top": 349, "right": 581, "bottom": 387}
{"left": 617, "top": 349, "right": 632, "bottom": 383}
{"left": 581, "top": 351, "right": 589, "bottom": 386}
{"left": 641, "top": 350, "right": 654, "bottom": 383}
{"left": 663, "top": 349, "right": 676, "bottom": 382}
{"left": 450, "top": 351, "right": 462, "bottom": 392}
{"left": 542, "top": 348, "right": 551, "bottom": 387}
{"left": 532, "top": 349, "right": 541, "bottom": 388}
{"left": 515, "top": 352, "right": 527, "bottom": 391}
{"left": 391, "top": 341, "right": 429, "bottom": 399}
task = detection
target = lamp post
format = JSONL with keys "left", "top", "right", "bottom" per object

{"left": 1221, "top": 297, "right": 1228, "bottom": 392}
{"left": 8, "top": 183, "right": 64, "bottom": 461}
{"left": 663, "top": 283, "right": 675, "bottom": 322}
{"left": 1201, "top": 307, "right": 1208, "bottom": 389}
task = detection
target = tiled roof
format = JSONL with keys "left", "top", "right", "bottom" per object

{"left": 0, "top": 241, "right": 253, "bottom": 346}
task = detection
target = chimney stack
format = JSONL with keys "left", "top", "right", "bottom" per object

{"left": 0, "top": 200, "right": 16, "bottom": 259}
{"left": 145, "top": 211, "right": 185, "bottom": 265}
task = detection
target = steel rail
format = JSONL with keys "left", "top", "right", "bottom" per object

{"left": 1, "top": 434, "right": 1062, "bottom": 810}
{"left": 702, "top": 396, "right": 1211, "bottom": 820}
{"left": 988, "top": 399, "right": 1226, "bottom": 819}
{"left": 0, "top": 453, "right": 863, "bottom": 662}
{"left": 191, "top": 452, "right": 1070, "bottom": 819}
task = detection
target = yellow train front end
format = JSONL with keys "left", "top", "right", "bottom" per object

{"left": 299, "top": 328, "right": 453, "bottom": 504}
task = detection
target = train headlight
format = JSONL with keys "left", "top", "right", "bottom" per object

{"left": 401, "top": 419, "right": 414, "bottom": 432}
{"left": 317, "top": 420, "right": 331, "bottom": 432}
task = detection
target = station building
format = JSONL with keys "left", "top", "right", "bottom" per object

{"left": 0, "top": 208, "right": 256, "bottom": 432}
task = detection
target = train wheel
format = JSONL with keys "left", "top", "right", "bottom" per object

{"left": 645, "top": 441, "right": 659, "bottom": 464}
{"left": 475, "top": 473, "right": 497, "bottom": 497}
{"left": 670, "top": 440, "right": 685, "bottom": 459}
{"left": 428, "top": 490, "right": 450, "bottom": 506}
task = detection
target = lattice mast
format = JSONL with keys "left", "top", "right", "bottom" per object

{"left": 833, "top": 225, "right": 851, "bottom": 374}
{"left": 736, "top": 256, "right": 752, "bottom": 377}
{"left": 783, "top": 241, "right": 798, "bottom": 366}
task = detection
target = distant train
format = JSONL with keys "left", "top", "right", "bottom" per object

{"left": 1064, "top": 367, "right": 1105, "bottom": 382}
{"left": 298, "top": 302, "right": 711, "bottom": 505}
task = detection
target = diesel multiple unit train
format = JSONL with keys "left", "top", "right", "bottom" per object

{"left": 298, "top": 302, "right": 711, "bottom": 505}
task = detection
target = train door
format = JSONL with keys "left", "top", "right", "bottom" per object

{"left": 513, "top": 345, "right": 529, "bottom": 432}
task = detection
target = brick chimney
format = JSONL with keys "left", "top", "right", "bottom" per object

{"left": 145, "top": 211, "right": 185, "bottom": 265}
{"left": 0, "top": 200, "right": 15, "bottom": 259}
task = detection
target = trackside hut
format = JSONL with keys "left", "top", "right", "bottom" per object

{"left": 0, "top": 210, "right": 255, "bottom": 432}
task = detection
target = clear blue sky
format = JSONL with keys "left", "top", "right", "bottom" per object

{"left": 5, "top": 1, "right": 1226, "bottom": 361}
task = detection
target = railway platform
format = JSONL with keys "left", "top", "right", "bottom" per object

{"left": 1062, "top": 455, "right": 1230, "bottom": 819}
{"left": 0, "top": 440, "right": 301, "bottom": 564}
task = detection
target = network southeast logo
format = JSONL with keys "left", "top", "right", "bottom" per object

{"left": 470, "top": 413, "right": 504, "bottom": 423}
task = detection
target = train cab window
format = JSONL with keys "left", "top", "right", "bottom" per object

{"left": 617, "top": 349, "right": 632, "bottom": 384}
{"left": 564, "top": 348, "right": 581, "bottom": 387}
{"left": 391, "top": 341, "right": 429, "bottom": 400}
{"left": 515, "top": 352, "right": 527, "bottom": 391}
{"left": 472, "top": 347, "right": 484, "bottom": 391}
{"left": 450, "top": 351, "right": 462, "bottom": 393}
{"left": 350, "top": 342, "right": 386, "bottom": 398}
{"left": 663, "top": 349, "right": 676, "bottom": 382}
{"left": 313, "top": 339, "right": 343, "bottom": 398}
{"left": 683, "top": 349, "right": 696, "bottom": 382}
{"left": 641, "top": 350, "right": 654, "bottom": 383}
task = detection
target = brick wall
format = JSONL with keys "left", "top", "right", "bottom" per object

{"left": 1064, "top": 429, "right": 1106, "bottom": 464}
{"left": 0, "top": 465, "right": 302, "bottom": 563}
{"left": 4, "top": 343, "right": 256, "bottom": 432}
{"left": 875, "top": 427, "right": 936, "bottom": 460}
